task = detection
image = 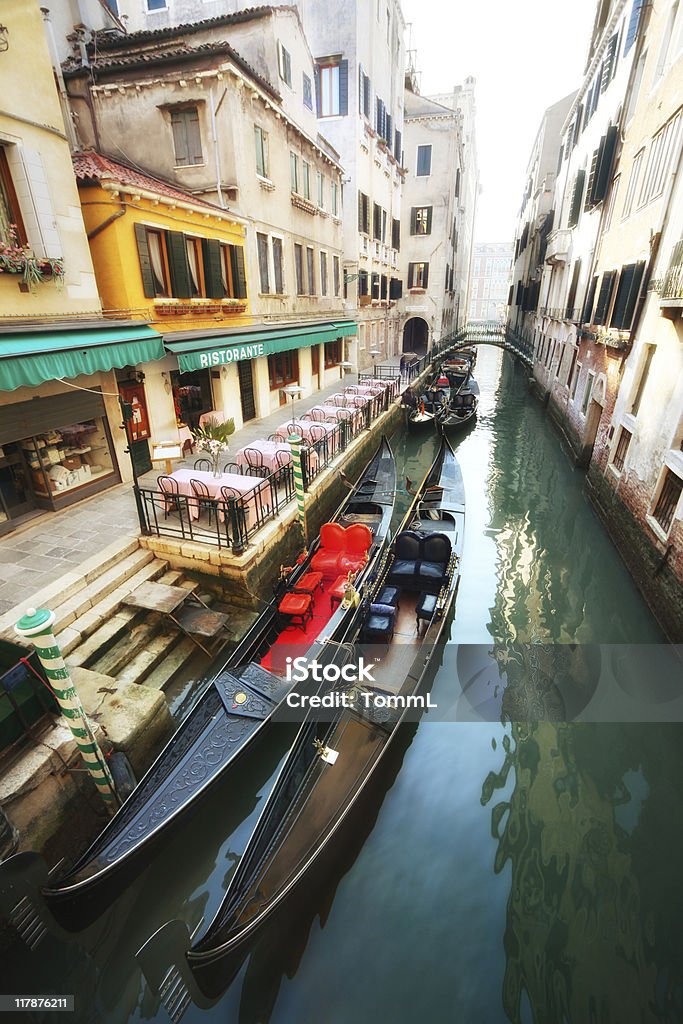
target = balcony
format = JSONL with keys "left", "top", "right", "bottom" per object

{"left": 660, "top": 238, "right": 683, "bottom": 319}
{"left": 539, "top": 306, "right": 582, "bottom": 323}
{"left": 544, "top": 229, "right": 571, "bottom": 265}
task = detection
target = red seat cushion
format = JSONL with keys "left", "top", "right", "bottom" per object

{"left": 343, "top": 523, "right": 373, "bottom": 554}
{"left": 330, "top": 574, "right": 350, "bottom": 599}
{"left": 278, "top": 593, "right": 312, "bottom": 615}
{"left": 311, "top": 550, "right": 342, "bottom": 577}
{"left": 338, "top": 554, "right": 368, "bottom": 574}
{"left": 293, "top": 571, "right": 323, "bottom": 593}
{"left": 319, "top": 522, "right": 347, "bottom": 551}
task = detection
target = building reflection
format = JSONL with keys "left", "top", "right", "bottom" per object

{"left": 481, "top": 721, "right": 683, "bottom": 1024}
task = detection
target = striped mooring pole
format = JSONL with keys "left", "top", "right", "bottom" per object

{"left": 14, "top": 607, "right": 119, "bottom": 810}
{"left": 288, "top": 433, "right": 307, "bottom": 545}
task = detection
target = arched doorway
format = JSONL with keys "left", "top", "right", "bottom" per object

{"left": 403, "top": 317, "right": 429, "bottom": 355}
{"left": 580, "top": 373, "right": 607, "bottom": 468}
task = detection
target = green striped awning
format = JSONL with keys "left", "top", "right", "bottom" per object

{"left": 164, "top": 321, "right": 358, "bottom": 373}
{"left": 0, "top": 323, "right": 166, "bottom": 391}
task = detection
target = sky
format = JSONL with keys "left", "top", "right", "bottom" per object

{"left": 400, "top": 0, "right": 598, "bottom": 243}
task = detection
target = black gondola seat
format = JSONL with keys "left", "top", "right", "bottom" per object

{"left": 363, "top": 602, "right": 396, "bottom": 643}
{"left": 416, "top": 592, "right": 438, "bottom": 633}
{"left": 388, "top": 530, "right": 451, "bottom": 592}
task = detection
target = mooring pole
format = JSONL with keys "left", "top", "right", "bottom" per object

{"left": 14, "top": 608, "right": 119, "bottom": 811}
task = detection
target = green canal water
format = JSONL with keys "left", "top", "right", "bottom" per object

{"left": 14, "top": 347, "right": 683, "bottom": 1024}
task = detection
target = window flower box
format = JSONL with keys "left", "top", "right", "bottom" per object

{"left": 0, "top": 228, "right": 65, "bottom": 288}
{"left": 221, "top": 300, "right": 247, "bottom": 314}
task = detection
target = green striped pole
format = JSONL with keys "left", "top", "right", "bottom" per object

{"left": 15, "top": 607, "right": 119, "bottom": 810}
{"left": 288, "top": 433, "right": 307, "bottom": 545}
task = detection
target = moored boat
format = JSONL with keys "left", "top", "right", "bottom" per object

{"left": 2, "top": 439, "right": 396, "bottom": 933}
{"left": 407, "top": 379, "right": 449, "bottom": 430}
{"left": 438, "top": 377, "right": 479, "bottom": 432}
{"left": 138, "top": 438, "right": 465, "bottom": 1010}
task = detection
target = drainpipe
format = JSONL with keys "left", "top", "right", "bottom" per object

{"left": 86, "top": 202, "right": 126, "bottom": 239}
{"left": 40, "top": 7, "right": 78, "bottom": 150}
{"left": 210, "top": 88, "right": 227, "bottom": 209}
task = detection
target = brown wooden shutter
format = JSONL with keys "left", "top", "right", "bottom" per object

{"left": 134, "top": 223, "right": 155, "bottom": 298}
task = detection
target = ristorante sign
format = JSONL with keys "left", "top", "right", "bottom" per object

{"left": 174, "top": 324, "right": 356, "bottom": 374}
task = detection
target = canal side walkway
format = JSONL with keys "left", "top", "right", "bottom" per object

{"left": 0, "top": 360, "right": 404, "bottom": 616}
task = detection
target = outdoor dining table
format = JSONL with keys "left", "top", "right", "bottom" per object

{"left": 234, "top": 439, "right": 319, "bottom": 474}
{"left": 163, "top": 468, "right": 271, "bottom": 526}
{"left": 308, "top": 404, "right": 355, "bottom": 422}
{"left": 198, "top": 409, "right": 232, "bottom": 429}
{"left": 272, "top": 419, "right": 337, "bottom": 444}
{"left": 329, "top": 392, "right": 372, "bottom": 409}
{"left": 344, "top": 385, "right": 384, "bottom": 397}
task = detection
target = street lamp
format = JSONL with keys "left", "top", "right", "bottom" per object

{"left": 369, "top": 349, "right": 381, "bottom": 378}
{"left": 282, "top": 383, "right": 304, "bottom": 418}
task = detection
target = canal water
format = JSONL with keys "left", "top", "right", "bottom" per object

{"left": 12, "top": 347, "right": 683, "bottom": 1024}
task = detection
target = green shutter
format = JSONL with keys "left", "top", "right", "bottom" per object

{"left": 426, "top": 207, "right": 433, "bottom": 234}
{"left": 134, "top": 223, "right": 155, "bottom": 298}
{"left": 166, "top": 231, "right": 192, "bottom": 299}
{"left": 410, "top": 207, "right": 417, "bottom": 234}
{"left": 339, "top": 59, "right": 349, "bottom": 116}
{"left": 202, "top": 238, "right": 225, "bottom": 299}
{"left": 230, "top": 245, "right": 248, "bottom": 299}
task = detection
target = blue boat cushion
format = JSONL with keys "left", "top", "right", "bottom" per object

{"left": 377, "top": 586, "right": 400, "bottom": 607}
{"left": 394, "top": 530, "right": 422, "bottom": 560}
{"left": 391, "top": 560, "right": 418, "bottom": 577}
{"left": 416, "top": 592, "right": 438, "bottom": 620}
{"left": 365, "top": 613, "right": 394, "bottom": 637}
{"left": 419, "top": 561, "right": 447, "bottom": 580}
{"left": 370, "top": 602, "right": 396, "bottom": 617}
{"left": 422, "top": 532, "right": 451, "bottom": 563}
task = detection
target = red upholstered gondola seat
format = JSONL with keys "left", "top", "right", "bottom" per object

{"left": 278, "top": 592, "right": 313, "bottom": 630}
{"left": 311, "top": 522, "right": 373, "bottom": 579}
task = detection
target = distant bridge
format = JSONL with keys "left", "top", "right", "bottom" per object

{"left": 439, "top": 321, "right": 533, "bottom": 367}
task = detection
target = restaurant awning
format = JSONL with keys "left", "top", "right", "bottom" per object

{"left": 163, "top": 321, "right": 358, "bottom": 373}
{"left": 0, "top": 322, "right": 166, "bottom": 391}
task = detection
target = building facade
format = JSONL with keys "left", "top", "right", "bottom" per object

{"left": 469, "top": 243, "right": 513, "bottom": 321}
{"left": 507, "top": 0, "right": 683, "bottom": 639}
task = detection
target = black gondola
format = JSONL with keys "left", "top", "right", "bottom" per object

{"left": 407, "top": 379, "right": 449, "bottom": 430}
{"left": 438, "top": 378, "right": 479, "bottom": 432}
{"left": 2, "top": 439, "right": 396, "bottom": 933}
{"left": 138, "top": 438, "right": 464, "bottom": 1011}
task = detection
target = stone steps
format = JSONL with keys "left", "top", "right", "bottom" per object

{"left": 115, "top": 628, "right": 185, "bottom": 688}
{"left": 52, "top": 548, "right": 156, "bottom": 633}
{"left": 143, "top": 637, "right": 200, "bottom": 692}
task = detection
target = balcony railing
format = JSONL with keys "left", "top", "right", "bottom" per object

{"left": 539, "top": 306, "right": 582, "bottom": 323}
{"left": 545, "top": 229, "right": 571, "bottom": 264}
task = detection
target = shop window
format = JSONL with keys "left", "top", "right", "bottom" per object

{"left": 268, "top": 350, "right": 299, "bottom": 389}
{"left": 170, "top": 108, "right": 203, "bottom": 167}
{"left": 651, "top": 469, "right": 682, "bottom": 534}
{"left": 24, "top": 422, "right": 115, "bottom": 500}
{"left": 324, "top": 340, "right": 341, "bottom": 367}
{"left": 0, "top": 148, "right": 26, "bottom": 245}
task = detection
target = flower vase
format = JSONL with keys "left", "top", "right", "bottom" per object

{"left": 212, "top": 455, "right": 222, "bottom": 478}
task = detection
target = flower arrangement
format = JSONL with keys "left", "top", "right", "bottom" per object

{"left": 192, "top": 416, "right": 236, "bottom": 476}
{"left": 0, "top": 226, "right": 65, "bottom": 289}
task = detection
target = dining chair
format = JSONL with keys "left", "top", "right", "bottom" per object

{"left": 331, "top": 395, "right": 347, "bottom": 407}
{"left": 194, "top": 458, "right": 211, "bottom": 472}
{"left": 220, "top": 484, "right": 241, "bottom": 502}
{"left": 222, "top": 461, "right": 241, "bottom": 475}
{"left": 268, "top": 433, "right": 281, "bottom": 441}
{"left": 274, "top": 449, "right": 291, "bottom": 470}
{"left": 308, "top": 408, "right": 325, "bottom": 422}
{"left": 308, "top": 424, "right": 326, "bottom": 444}
{"left": 286, "top": 423, "right": 304, "bottom": 438}
{"left": 157, "top": 475, "right": 179, "bottom": 518}
{"left": 189, "top": 477, "right": 216, "bottom": 525}
{"left": 299, "top": 412, "right": 313, "bottom": 422}
{"left": 243, "top": 448, "right": 264, "bottom": 475}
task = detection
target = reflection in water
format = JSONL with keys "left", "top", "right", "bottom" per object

{"left": 482, "top": 722, "right": 683, "bottom": 1024}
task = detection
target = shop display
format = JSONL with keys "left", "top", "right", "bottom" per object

{"left": 23, "top": 419, "right": 115, "bottom": 497}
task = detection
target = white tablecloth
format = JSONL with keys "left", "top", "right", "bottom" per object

{"left": 198, "top": 410, "right": 232, "bottom": 429}
{"left": 308, "top": 404, "right": 355, "bottom": 422}
{"left": 163, "top": 468, "right": 271, "bottom": 525}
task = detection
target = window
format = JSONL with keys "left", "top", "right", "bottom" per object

{"left": 333, "top": 255, "right": 341, "bottom": 296}
{"left": 306, "top": 246, "right": 315, "bottom": 295}
{"left": 294, "top": 243, "right": 304, "bottom": 295}
{"left": 0, "top": 148, "right": 25, "bottom": 245}
{"left": 582, "top": 275, "right": 598, "bottom": 323}
{"left": 571, "top": 362, "right": 582, "bottom": 400}
{"left": 358, "top": 191, "right": 370, "bottom": 234}
{"left": 272, "top": 237, "right": 284, "bottom": 294}
{"left": 317, "top": 170, "right": 325, "bottom": 208}
{"left": 170, "top": 108, "right": 202, "bottom": 166}
{"left": 185, "top": 237, "right": 205, "bottom": 297}
{"left": 257, "top": 232, "right": 270, "bottom": 293}
{"left": 631, "top": 344, "right": 655, "bottom": 415}
{"left": 220, "top": 244, "right": 248, "bottom": 299}
{"left": 604, "top": 174, "right": 620, "bottom": 232}
{"left": 373, "top": 203, "right": 382, "bottom": 240}
{"left": 568, "top": 169, "right": 585, "bottom": 227}
{"left": 392, "top": 218, "right": 401, "bottom": 250}
{"left": 624, "top": 0, "right": 644, "bottom": 55}
{"left": 331, "top": 180, "right": 339, "bottom": 216}
{"left": 320, "top": 251, "right": 328, "bottom": 295}
{"left": 612, "top": 428, "right": 632, "bottom": 471}
{"left": 622, "top": 149, "right": 644, "bottom": 218}
{"left": 268, "top": 351, "right": 298, "bottom": 389}
{"left": 600, "top": 33, "right": 618, "bottom": 92}
{"left": 324, "top": 340, "right": 341, "bottom": 367}
{"left": 278, "top": 43, "right": 292, "bottom": 87}
{"left": 254, "top": 125, "right": 269, "bottom": 178}
{"left": 651, "top": 470, "right": 682, "bottom": 534}
{"left": 303, "top": 73, "right": 313, "bottom": 110}
{"left": 317, "top": 60, "right": 349, "bottom": 117}
{"left": 146, "top": 0, "right": 166, "bottom": 9}
{"left": 416, "top": 145, "right": 432, "bottom": 176}
{"left": 581, "top": 371, "right": 595, "bottom": 415}
{"left": 312, "top": 345, "right": 320, "bottom": 375}
{"left": 639, "top": 113, "right": 682, "bottom": 207}
{"left": 567, "top": 347, "right": 579, "bottom": 389}
{"left": 382, "top": 209, "right": 388, "bottom": 243}
{"left": 144, "top": 228, "right": 170, "bottom": 297}
{"left": 290, "top": 152, "right": 299, "bottom": 193}
{"left": 411, "top": 206, "right": 432, "bottom": 235}
{"left": 408, "top": 262, "right": 429, "bottom": 288}
{"left": 593, "top": 270, "right": 617, "bottom": 325}
{"left": 610, "top": 262, "right": 646, "bottom": 330}
{"left": 302, "top": 162, "right": 311, "bottom": 201}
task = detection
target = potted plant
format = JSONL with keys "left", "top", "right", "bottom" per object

{"left": 192, "top": 417, "right": 236, "bottom": 476}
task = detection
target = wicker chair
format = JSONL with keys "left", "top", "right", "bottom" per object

{"left": 157, "top": 475, "right": 179, "bottom": 518}
{"left": 189, "top": 477, "right": 216, "bottom": 525}
{"left": 194, "top": 458, "right": 211, "bottom": 472}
